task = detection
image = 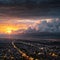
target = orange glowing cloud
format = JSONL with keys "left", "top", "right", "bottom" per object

{"left": 0, "top": 17, "right": 37, "bottom": 34}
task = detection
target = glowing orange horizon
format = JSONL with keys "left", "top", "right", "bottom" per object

{"left": 0, "top": 23, "right": 28, "bottom": 34}
{"left": 6, "top": 30, "right": 12, "bottom": 34}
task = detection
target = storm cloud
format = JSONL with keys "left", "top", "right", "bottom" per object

{"left": 0, "top": 0, "right": 60, "bottom": 6}
{"left": 0, "top": 0, "right": 60, "bottom": 18}
{"left": 25, "top": 18, "right": 60, "bottom": 33}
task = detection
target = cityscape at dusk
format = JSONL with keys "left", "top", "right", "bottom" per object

{"left": 0, "top": 0, "right": 60, "bottom": 60}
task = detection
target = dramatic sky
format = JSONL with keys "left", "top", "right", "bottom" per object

{"left": 0, "top": 0, "right": 60, "bottom": 39}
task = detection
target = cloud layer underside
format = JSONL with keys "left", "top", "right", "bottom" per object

{"left": 0, "top": 0, "right": 60, "bottom": 18}
{"left": 0, "top": 0, "right": 60, "bottom": 5}
{"left": 0, "top": 0, "right": 60, "bottom": 10}
{"left": 0, "top": 6, "right": 60, "bottom": 19}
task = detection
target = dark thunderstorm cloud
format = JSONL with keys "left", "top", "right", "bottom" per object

{"left": 0, "top": 0, "right": 60, "bottom": 6}
{"left": 0, "top": 6, "right": 60, "bottom": 19}
{"left": 0, "top": 0, "right": 60, "bottom": 18}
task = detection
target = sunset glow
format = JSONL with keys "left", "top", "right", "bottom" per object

{"left": 5, "top": 27, "right": 12, "bottom": 34}
{"left": 0, "top": 22, "right": 29, "bottom": 34}
{"left": 6, "top": 30, "right": 12, "bottom": 34}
